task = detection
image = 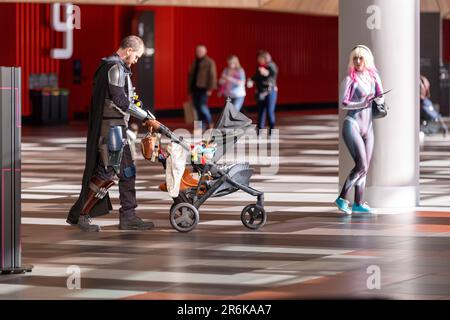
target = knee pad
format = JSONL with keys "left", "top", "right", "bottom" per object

{"left": 123, "top": 165, "right": 136, "bottom": 178}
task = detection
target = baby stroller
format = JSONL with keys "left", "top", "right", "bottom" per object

{"left": 147, "top": 99, "right": 266, "bottom": 233}
{"left": 420, "top": 98, "right": 448, "bottom": 136}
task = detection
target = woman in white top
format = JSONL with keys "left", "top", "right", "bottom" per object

{"left": 218, "top": 55, "right": 246, "bottom": 111}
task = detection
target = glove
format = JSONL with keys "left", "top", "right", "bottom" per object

{"left": 143, "top": 119, "right": 161, "bottom": 132}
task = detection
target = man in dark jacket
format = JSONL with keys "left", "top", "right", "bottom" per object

{"left": 66, "top": 35, "right": 159, "bottom": 232}
{"left": 188, "top": 45, "right": 217, "bottom": 129}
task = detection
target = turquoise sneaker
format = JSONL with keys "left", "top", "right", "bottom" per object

{"left": 335, "top": 197, "right": 351, "bottom": 214}
{"left": 352, "top": 202, "right": 377, "bottom": 214}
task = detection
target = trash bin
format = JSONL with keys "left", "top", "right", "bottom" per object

{"left": 49, "top": 89, "right": 60, "bottom": 124}
{"left": 30, "top": 88, "right": 51, "bottom": 125}
{"left": 30, "top": 87, "right": 69, "bottom": 124}
{"left": 59, "top": 88, "right": 69, "bottom": 124}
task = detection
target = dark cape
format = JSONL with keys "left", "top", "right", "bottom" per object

{"left": 67, "top": 55, "right": 122, "bottom": 224}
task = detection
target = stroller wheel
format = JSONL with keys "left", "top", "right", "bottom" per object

{"left": 241, "top": 204, "right": 267, "bottom": 230}
{"left": 170, "top": 203, "right": 200, "bottom": 233}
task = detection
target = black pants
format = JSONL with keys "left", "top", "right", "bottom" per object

{"left": 94, "top": 144, "right": 137, "bottom": 218}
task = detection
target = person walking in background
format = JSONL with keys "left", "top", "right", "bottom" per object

{"left": 335, "top": 45, "right": 385, "bottom": 215}
{"left": 218, "top": 55, "right": 246, "bottom": 111}
{"left": 188, "top": 45, "right": 217, "bottom": 129}
{"left": 248, "top": 50, "right": 278, "bottom": 134}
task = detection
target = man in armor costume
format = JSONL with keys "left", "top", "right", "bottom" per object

{"left": 66, "top": 35, "right": 160, "bottom": 232}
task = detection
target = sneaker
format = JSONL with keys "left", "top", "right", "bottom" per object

{"left": 76, "top": 215, "right": 101, "bottom": 232}
{"left": 352, "top": 202, "right": 377, "bottom": 214}
{"left": 119, "top": 215, "right": 154, "bottom": 230}
{"left": 335, "top": 197, "right": 351, "bottom": 214}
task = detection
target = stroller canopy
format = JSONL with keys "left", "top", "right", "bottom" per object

{"left": 215, "top": 99, "right": 253, "bottom": 131}
{"left": 208, "top": 99, "right": 255, "bottom": 162}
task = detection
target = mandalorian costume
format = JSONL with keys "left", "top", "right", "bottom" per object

{"left": 67, "top": 53, "right": 156, "bottom": 232}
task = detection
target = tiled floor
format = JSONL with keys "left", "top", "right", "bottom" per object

{"left": 1, "top": 112, "right": 449, "bottom": 299}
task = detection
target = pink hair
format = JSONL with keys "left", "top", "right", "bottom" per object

{"left": 348, "top": 67, "right": 377, "bottom": 82}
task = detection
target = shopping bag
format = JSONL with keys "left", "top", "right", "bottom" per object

{"left": 183, "top": 100, "right": 198, "bottom": 124}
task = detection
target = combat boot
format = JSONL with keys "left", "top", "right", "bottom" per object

{"left": 119, "top": 215, "right": 154, "bottom": 230}
{"left": 76, "top": 215, "right": 101, "bottom": 232}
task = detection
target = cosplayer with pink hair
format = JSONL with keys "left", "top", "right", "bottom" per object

{"left": 335, "top": 45, "right": 384, "bottom": 215}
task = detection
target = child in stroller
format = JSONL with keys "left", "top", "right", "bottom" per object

{"left": 142, "top": 99, "right": 267, "bottom": 233}
{"left": 420, "top": 75, "right": 448, "bottom": 137}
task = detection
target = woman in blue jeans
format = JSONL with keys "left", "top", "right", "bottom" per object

{"left": 218, "top": 55, "right": 246, "bottom": 111}
{"left": 249, "top": 50, "right": 278, "bottom": 134}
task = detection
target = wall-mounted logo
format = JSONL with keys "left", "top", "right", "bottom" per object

{"left": 51, "top": 3, "right": 81, "bottom": 60}
{"left": 366, "top": 5, "right": 381, "bottom": 30}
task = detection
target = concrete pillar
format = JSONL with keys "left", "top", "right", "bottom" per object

{"left": 338, "top": 0, "right": 420, "bottom": 208}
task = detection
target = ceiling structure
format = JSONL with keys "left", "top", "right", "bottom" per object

{"left": 1, "top": 0, "right": 450, "bottom": 18}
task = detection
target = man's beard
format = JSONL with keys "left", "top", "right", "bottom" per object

{"left": 124, "top": 56, "right": 132, "bottom": 67}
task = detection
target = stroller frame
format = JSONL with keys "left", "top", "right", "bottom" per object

{"left": 154, "top": 120, "right": 267, "bottom": 233}
{"left": 174, "top": 162, "right": 264, "bottom": 208}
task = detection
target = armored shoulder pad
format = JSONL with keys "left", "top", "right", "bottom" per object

{"left": 108, "top": 64, "right": 125, "bottom": 87}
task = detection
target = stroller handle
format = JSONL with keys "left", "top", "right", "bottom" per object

{"left": 156, "top": 123, "right": 191, "bottom": 152}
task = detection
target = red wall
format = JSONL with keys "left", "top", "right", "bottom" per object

{"left": 59, "top": 5, "right": 339, "bottom": 115}
{"left": 1, "top": 3, "right": 340, "bottom": 117}
{"left": 0, "top": 4, "right": 17, "bottom": 65}
{"left": 444, "top": 19, "right": 450, "bottom": 63}
{"left": 154, "top": 7, "right": 339, "bottom": 110}
{"left": 0, "top": 3, "right": 61, "bottom": 116}
{"left": 3, "top": 4, "right": 449, "bottom": 119}
{"left": 59, "top": 5, "right": 128, "bottom": 115}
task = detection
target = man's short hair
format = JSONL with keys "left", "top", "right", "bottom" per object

{"left": 120, "top": 35, "right": 144, "bottom": 52}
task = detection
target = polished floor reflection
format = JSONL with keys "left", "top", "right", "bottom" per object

{"left": 1, "top": 112, "right": 449, "bottom": 299}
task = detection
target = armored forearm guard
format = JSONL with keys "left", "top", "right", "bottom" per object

{"left": 127, "top": 103, "right": 156, "bottom": 121}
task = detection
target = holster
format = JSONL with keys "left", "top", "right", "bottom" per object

{"left": 81, "top": 176, "right": 115, "bottom": 215}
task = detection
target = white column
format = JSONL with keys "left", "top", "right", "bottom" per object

{"left": 338, "top": 0, "right": 420, "bottom": 208}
